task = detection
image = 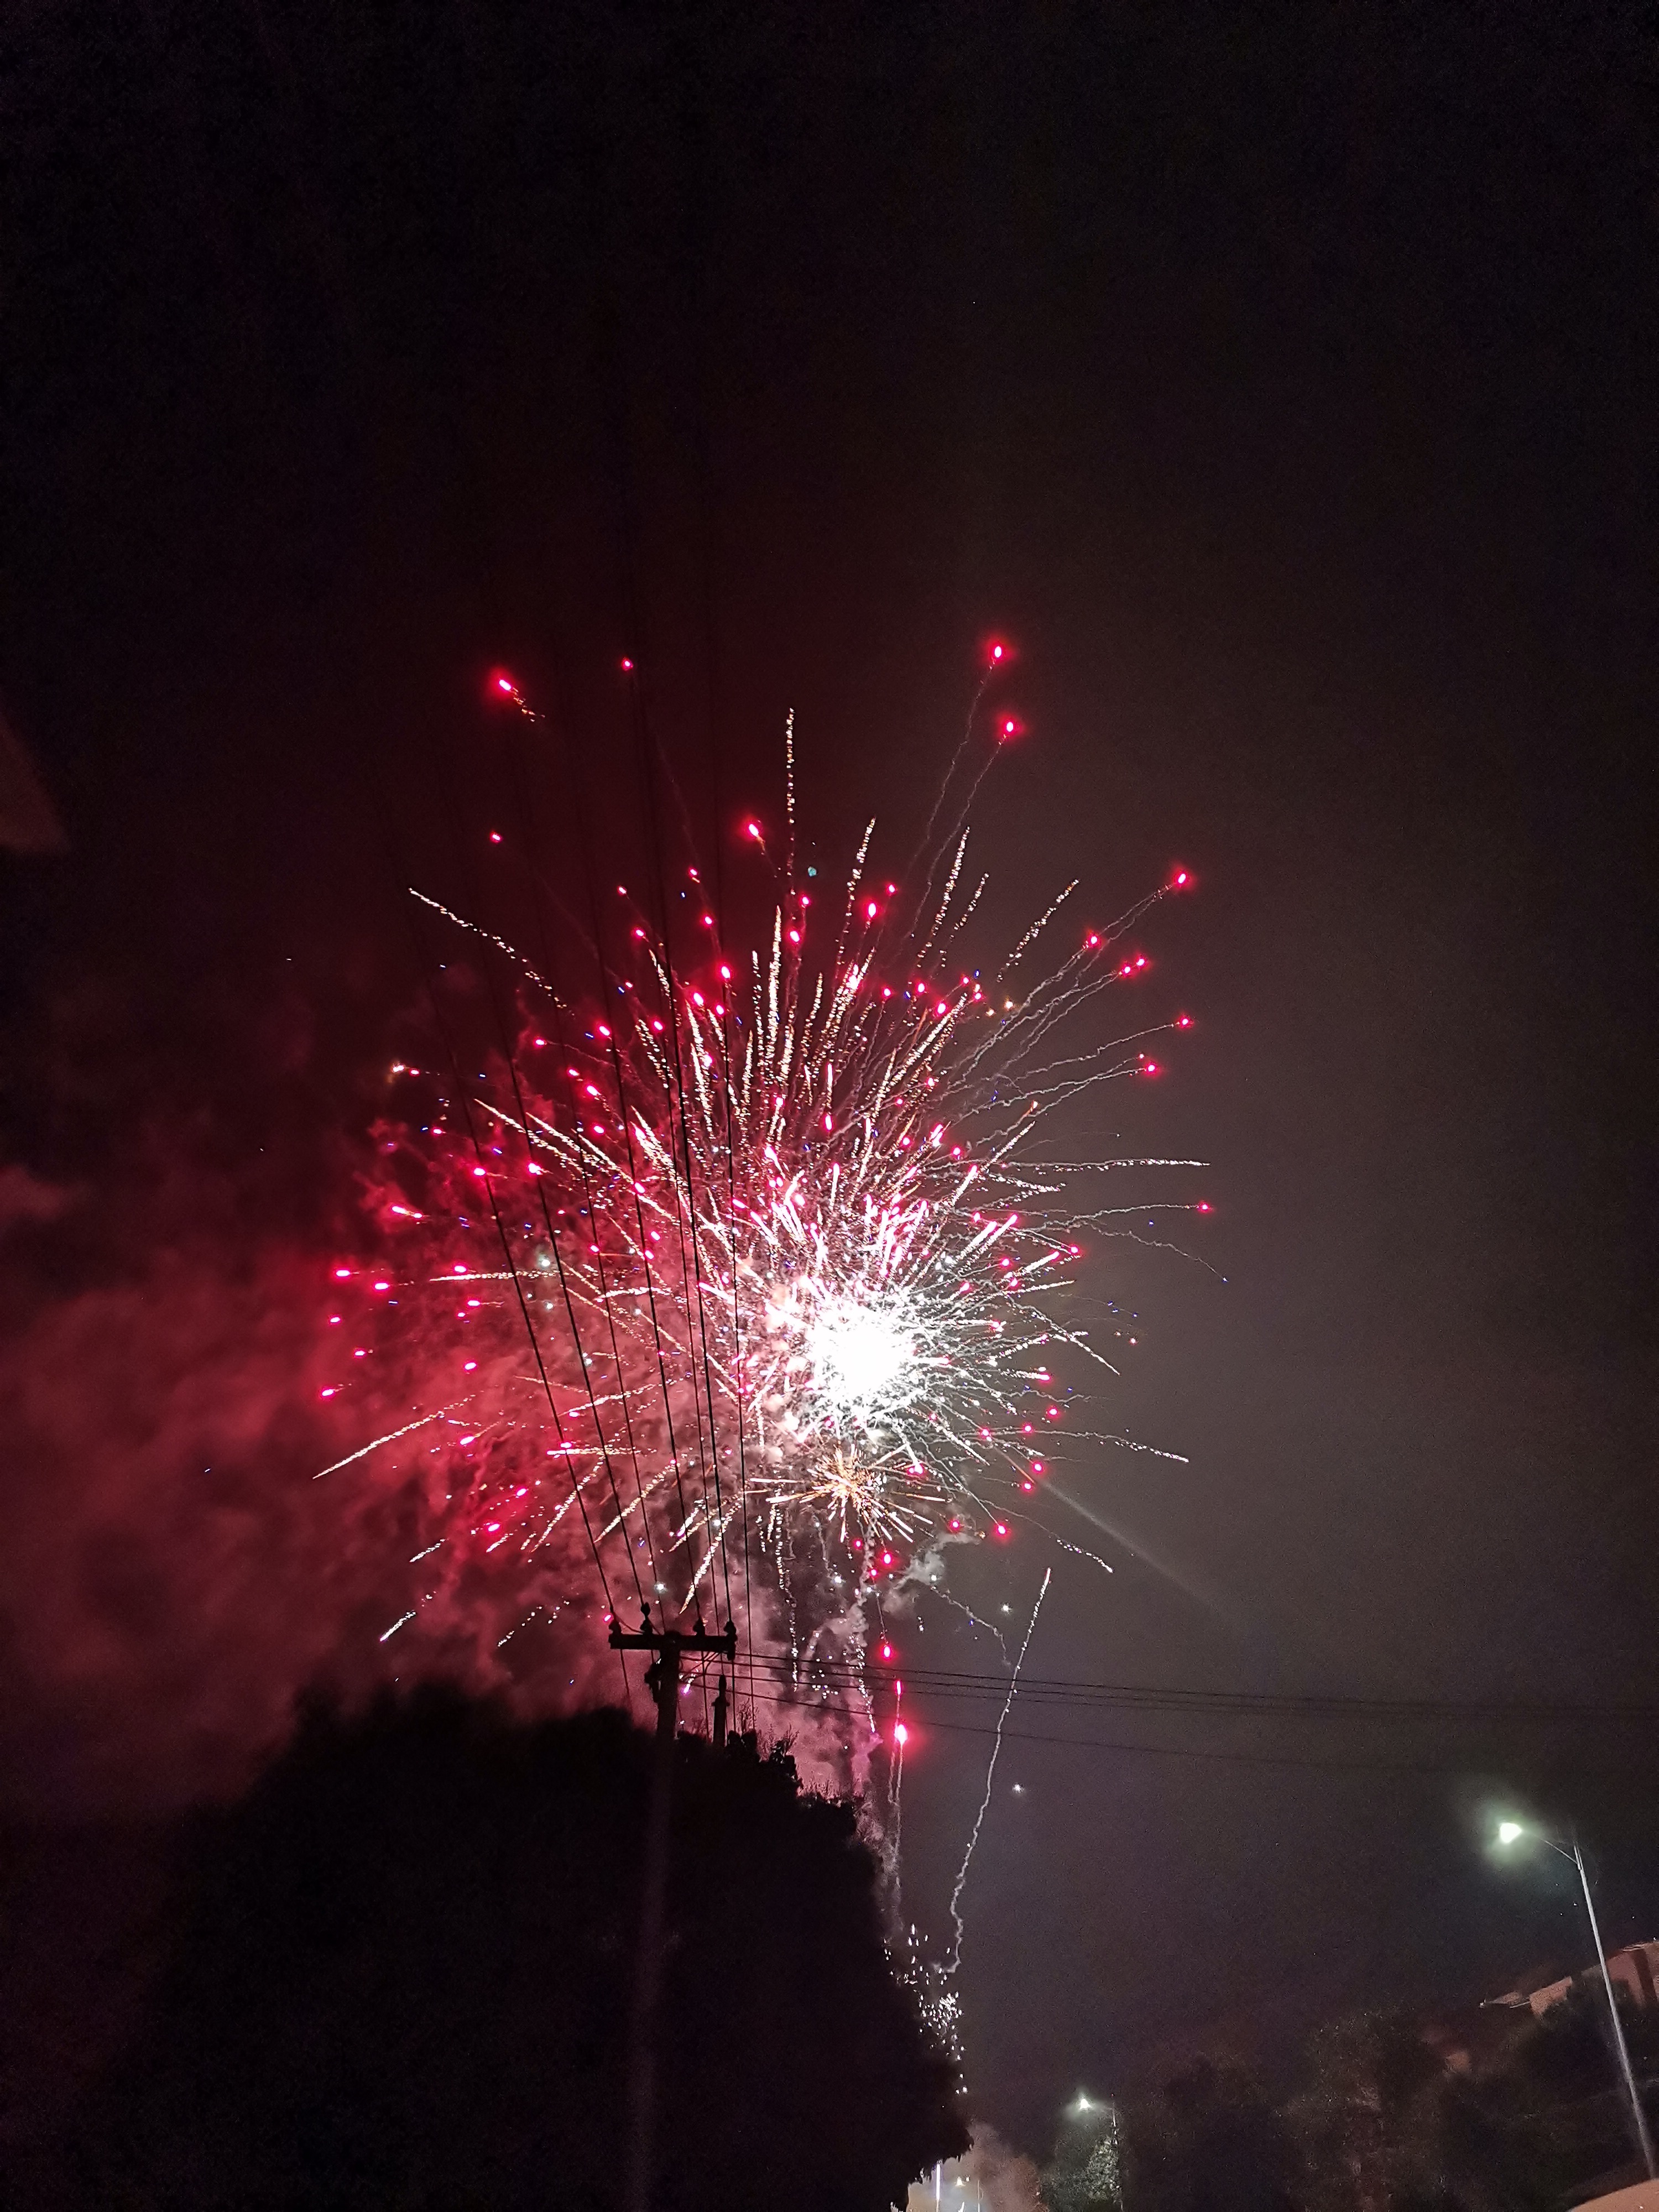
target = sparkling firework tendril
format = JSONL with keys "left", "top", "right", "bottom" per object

{"left": 945, "top": 1567, "right": 1051, "bottom": 1975}
{"left": 317, "top": 668, "right": 1206, "bottom": 1771}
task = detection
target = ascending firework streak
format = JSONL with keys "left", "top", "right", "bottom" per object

{"left": 317, "top": 654, "right": 1206, "bottom": 1770}
{"left": 945, "top": 1567, "right": 1051, "bottom": 1973}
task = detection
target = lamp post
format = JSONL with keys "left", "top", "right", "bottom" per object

{"left": 1494, "top": 1819, "right": 1656, "bottom": 2180}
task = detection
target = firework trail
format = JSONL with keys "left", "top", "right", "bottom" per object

{"left": 314, "top": 658, "right": 1205, "bottom": 1779}
{"left": 944, "top": 1566, "right": 1051, "bottom": 1974}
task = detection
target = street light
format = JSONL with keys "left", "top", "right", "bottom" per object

{"left": 1493, "top": 1817, "right": 1656, "bottom": 2180}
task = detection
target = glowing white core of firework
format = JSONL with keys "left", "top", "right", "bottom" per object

{"left": 807, "top": 1297, "right": 915, "bottom": 1420}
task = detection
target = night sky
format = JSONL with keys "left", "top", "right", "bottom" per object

{"left": 3, "top": 1, "right": 1657, "bottom": 2155}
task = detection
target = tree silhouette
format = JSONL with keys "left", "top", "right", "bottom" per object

{"left": 1286, "top": 2011, "right": 1456, "bottom": 2212}
{"left": 69, "top": 1687, "right": 965, "bottom": 2211}
{"left": 1434, "top": 1987, "right": 1659, "bottom": 2210}
{"left": 1119, "top": 2058, "right": 1298, "bottom": 2212}
{"left": 1040, "top": 2097, "right": 1122, "bottom": 2212}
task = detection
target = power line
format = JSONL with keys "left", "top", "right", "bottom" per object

{"left": 497, "top": 686, "right": 666, "bottom": 1609}
{"left": 728, "top": 1684, "right": 1651, "bottom": 1776}
{"left": 403, "top": 896, "right": 632, "bottom": 1705}
{"left": 735, "top": 1656, "right": 1659, "bottom": 1727}
{"left": 357, "top": 736, "right": 633, "bottom": 1707}
{"left": 430, "top": 752, "right": 650, "bottom": 1625}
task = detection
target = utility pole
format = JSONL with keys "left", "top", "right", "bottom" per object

{"left": 611, "top": 1604, "right": 737, "bottom": 2212}
{"left": 1569, "top": 1830, "right": 1658, "bottom": 2181}
{"left": 1495, "top": 1818, "right": 1657, "bottom": 2180}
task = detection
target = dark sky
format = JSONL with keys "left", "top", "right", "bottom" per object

{"left": 3, "top": 0, "right": 1657, "bottom": 2154}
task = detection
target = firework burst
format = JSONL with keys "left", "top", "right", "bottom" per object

{"left": 317, "top": 670, "right": 1204, "bottom": 1768}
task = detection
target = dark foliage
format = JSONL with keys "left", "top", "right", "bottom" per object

{"left": 1045, "top": 1992, "right": 1659, "bottom": 2212}
{"left": 1287, "top": 2011, "right": 1458, "bottom": 2212}
{"left": 1040, "top": 2099, "right": 1122, "bottom": 2212}
{"left": 1119, "top": 2059, "right": 1298, "bottom": 2212}
{"left": 1431, "top": 1989, "right": 1659, "bottom": 2211}
{"left": 56, "top": 1688, "right": 963, "bottom": 2211}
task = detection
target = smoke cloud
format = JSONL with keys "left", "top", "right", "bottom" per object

{"left": 905, "top": 2126, "right": 1044, "bottom": 2212}
{"left": 0, "top": 1155, "right": 614, "bottom": 1818}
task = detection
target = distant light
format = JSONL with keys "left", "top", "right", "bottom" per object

{"left": 893, "top": 1722, "right": 909, "bottom": 1746}
{"left": 745, "top": 819, "right": 762, "bottom": 839}
{"left": 1496, "top": 1820, "right": 1526, "bottom": 1846}
{"left": 620, "top": 658, "right": 634, "bottom": 672}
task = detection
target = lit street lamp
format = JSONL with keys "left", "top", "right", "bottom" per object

{"left": 1493, "top": 1818, "right": 1657, "bottom": 2180}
